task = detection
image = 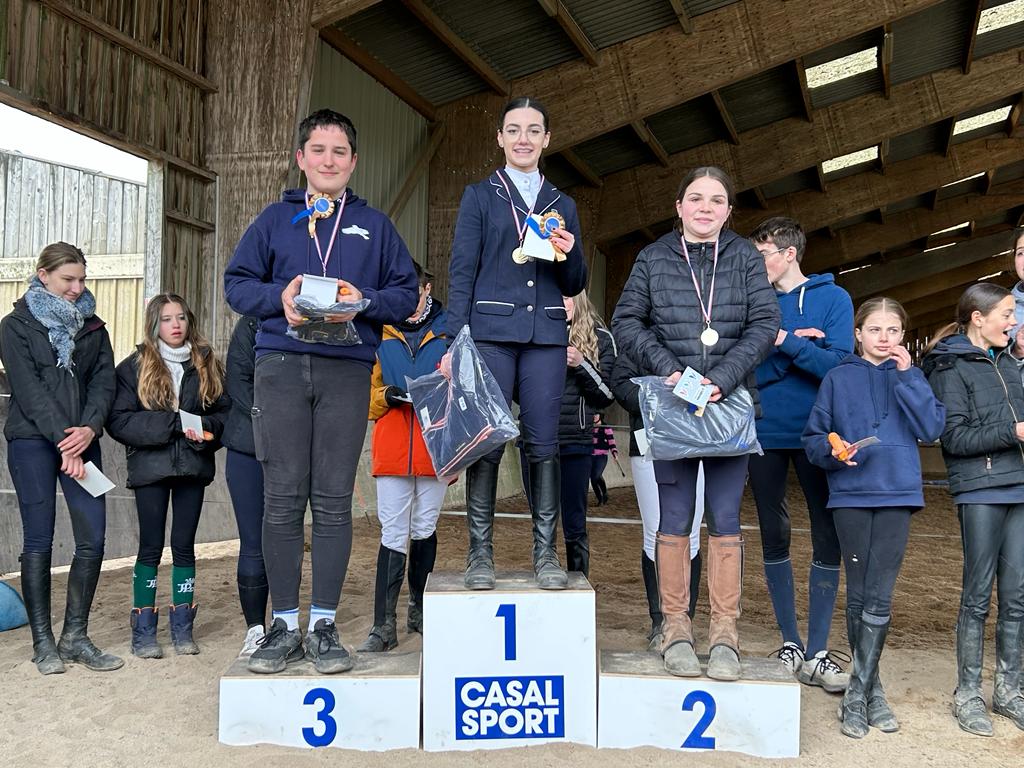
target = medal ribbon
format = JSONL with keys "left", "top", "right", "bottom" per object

{"left": 679, "top": 236, "right": 719, "bottom": 329}
{"left": 306, "top": 192, "right": 346, "bottom": 277}
{"left": 496, "top": 170, "right": 545, "bottom": 245}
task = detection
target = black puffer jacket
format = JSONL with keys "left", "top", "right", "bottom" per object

{"left": 107, "top": 348, "right": 230, "bottom": 488}
{"left": 0, "top": 297, "right": 115, "bottom": 443}
{"left": 221, "top": 316, "right": 257, "bottom": 456}
{"left": 611, "top": 229, "right": 780, "bottom": 410}
{"left": 922, "top": 334, "right": 1024, "bottom": 495}
{"left": 610, "top": 346, "right": 645, "bottom": 457}
{"left": 558, "top": 326, "right": 616, "bottom": 448}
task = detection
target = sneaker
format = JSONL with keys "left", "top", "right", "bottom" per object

{"left": 305, "top": 619, "right": 354, "bottom": 674}
{"left": 247, "top": 618, "right": 303, "bottom": 674}
{"left": 798, "top": 650, "right": 851, "bottom": 693}
{"left": 772, "top": 641, "right": 805, "bottom": 676}
{"left": 238, "top": 624, "right": 265, "bottom": 658}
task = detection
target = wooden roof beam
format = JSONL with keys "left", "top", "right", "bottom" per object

{"left": 631, "top": 120, "right": 670, "bottom": 167}
{"left": 312, "top": 0, "right": 381, "bottom": 28}
{"left": 402, "top": 0, "right": 510, "bottom": 95}
{"left": 964, "top": 0, "right": 984, "bottom": 75}
{"left": 560, "top": 148, "right": 603, "bottom": 188}
{"left": 795, "top": 59, "right": 814, "bottom": 122}
{"left": 320, "top": 27, "right": 436, "bottom": 121}
{"left": 942, "top": 116, "right": 957, "bottom": 158}
{"left": 537, "top": 1, "right": 600, "bottom": 66}
{"left": 885, "top": 254, "right": 1014, "bottom": 306}
{"left": 882, "top": 25, "right": 893, "bottom": 99}
{"left": 593, "top": 47, "right": 1023, "bottom": 242}
{"left": 878, "top": 138, "right": 890, "bottom": 174}
{"left": 711, "top": 91, "right": 740, "bottom": 145}
{"left": 667, "top": 0, "right": 694, "bottom": 34}
{"left": 815, "top": 165, "right": 828, "bottom": 194}
{"left": 905, "top": 272, "right": 1016, "bottom": 320}
{"left": 1010, "top": 92, "right": 1024, "bottom": 137}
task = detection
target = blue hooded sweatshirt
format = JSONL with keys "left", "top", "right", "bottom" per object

{"left": 802, "top": 355, "right": 946, "bottom": 509}
{"left": 754, "top": 273, "right": 854, "bottom": 449}
{"left": 224, "top": 188, "right": 419, "bottom": 368}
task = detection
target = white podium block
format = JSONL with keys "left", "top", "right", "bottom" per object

{"left": 598, "top": 650, "right": 800, "bottom": 758}
{"left": 422, "top": 571, "right": 596, "bottom": 751}
{"left": 218, "top": 652, "right": 421, "bottom": 751}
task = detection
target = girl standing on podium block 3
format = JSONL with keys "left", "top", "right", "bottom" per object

{"left": 612, "top": 167, "right": 779, "bottom": 681}
{"left": 0, "top": 242, "right": 122, "bottom": 675}
{"left": 802, "top": 297, "right": 945, "bottom": 738}
{"left": 108, "top": 293, "right": 229, "bottom": 658}
{"left": 444, "top": 97, "right": 588, "bottom": 591}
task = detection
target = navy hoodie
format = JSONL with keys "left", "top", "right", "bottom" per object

{"left": 802, "top": 355, "right": 946, "bottom": 509}
{"left": 755, "top": 273, "right": 853, "bottom": 449}
{"left": 224, "top": 188, "right": 419, "bottom": 367}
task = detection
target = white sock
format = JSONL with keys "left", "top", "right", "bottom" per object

{"left": 308, "top": 605, "right": 336, "bottom": 632}
{"left": 273, "top": 609, "right": 299, "bottom": 631}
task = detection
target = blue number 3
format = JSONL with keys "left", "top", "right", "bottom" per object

{"left": 303, "top": 687, "right": 338, "bottom": 747}
{"left": 681, "top": 690, "right": 716, "bottom": 749}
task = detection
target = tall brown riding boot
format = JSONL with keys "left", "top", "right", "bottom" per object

{"left": 656, "top": 533, "right": 700, "bottom": 677}
{"left": 707, "top": 534, "right": 743, "bottom": 681}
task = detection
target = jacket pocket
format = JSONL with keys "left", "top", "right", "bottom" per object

{"left": 544, "top": 305, "right": 567, "bottom": 321}
{"left": 475, "top": 300, "right": 514, "bottom": 316}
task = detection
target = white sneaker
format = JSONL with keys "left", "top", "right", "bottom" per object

{"left": 238, "top": 624, "right": 265, "bottom": 658}
{"left": 798, "top": 650, "right": 851, "bottom": 693}
{"left": 773, "top": 641, "right": 805, "bottom": 676}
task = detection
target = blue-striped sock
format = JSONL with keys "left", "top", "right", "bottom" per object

{"left": 308, "top": 604, "right": 336, "bottom": 632}
{"left": 273, "top": 608, "right": 299, "bottom": 631}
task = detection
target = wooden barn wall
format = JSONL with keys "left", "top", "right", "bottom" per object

{"left": 309, "top": 41, "right": 429, "bottom": 269}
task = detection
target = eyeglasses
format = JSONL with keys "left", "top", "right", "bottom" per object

{"left": 502, "top": 127, "right": 546, "bottom": 140}
{"left": 759, "top": 248, "right": 785, "bottom": 258}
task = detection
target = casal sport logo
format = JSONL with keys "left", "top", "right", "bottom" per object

{"left": 455, "top": 675, "right": 564, "bottom": 740}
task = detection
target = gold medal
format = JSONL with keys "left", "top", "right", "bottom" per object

{"left": 512, "top": 247, "right": 529, "bottom": 265}
{"left": 540, "top": 209, "right": 567, "bottom": 261}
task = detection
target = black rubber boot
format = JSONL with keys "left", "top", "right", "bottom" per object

{"left": 57, "top": 555, "right": 123, "bottom": 671}
{"left": 641, "top": 552, "right": 663, "bottom": 651}
{"left": 846, "top": 608, "right": 899, "bottom": 733}
{"left": 130, "top": 607, "right": 163, "bottom": 658}
{"left": 20, "top": 552, "right": 64, "bottom": 675}
{"left": 407, "top": 533, "right": 436, "bottom": 634}
{"left": 954, "top": 609, "right": 993, "bottom": 736}
{"left": 358, "top": 545, "right": 406, "bottom": 652}
{"left": 993, "top": 619, "right": 1024, "bottom": 730}
{"left": 840, "top": 618, "right": 888, "bottom": 738}
{"left": 465, "top": 460, "right": 499, "bottom": 590}
{"left": 565, "top": 533, "right": 591, "bottom": 578}
{"left": 529, "top": 456, "right": 568, "bottom": 589}
{"left": 168, "top": 603, "right": 200, "bottom": 655}
{"left": 688, "top": 550, "right": 702, "bottom": 619}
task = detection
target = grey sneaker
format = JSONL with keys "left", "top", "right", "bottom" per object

{"left": 247, "top": 618, "right": 303, "bottom": 674}
{"left": 305, "top": 619, "right": 354, "bottom": 674}
{"left": 798, "top": 650, "right": 850, "bottom": 693}
{"left": 773, "top": 641, "right": 805, "bottom": 677}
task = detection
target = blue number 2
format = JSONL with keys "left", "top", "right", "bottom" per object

{"left": 681, "top": 690, "right": 716, "bottom": 749}
{"left": 302, "top": 687, "right": 337, "bottom": 747}
{"left": 496, "top": 603, "right": 517, "bottom": 661}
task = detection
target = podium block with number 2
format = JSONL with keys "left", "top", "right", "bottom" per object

{"left": 422, "top": 572, "right": 597, "bottom": 751}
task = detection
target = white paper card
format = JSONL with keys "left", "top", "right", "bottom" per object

{"left": 76, "top": 462, "right": 115, "bottom": 498}
{"left": 179, "top": 409, "right": 204, "bottom": 436}
{"left": 673, "top": 367, "right": 713, "bottom": 409}
{"left": 521, "top": 216, "right": 557, "bottom": 262}
{"left": 634, "top": 428, "right": 650, "bottom": 457}
{"left": 299, "top": 273, "right": 339, "bottom": 306}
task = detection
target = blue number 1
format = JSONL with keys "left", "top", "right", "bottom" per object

{"left": 681, "top": 690, "right": 716, "bottom": 749}
{"left": 302, "top": 687, "right": 338, "bottom": 747}
{"left": 495, "top": 603, "right": 517, "bottom": 660}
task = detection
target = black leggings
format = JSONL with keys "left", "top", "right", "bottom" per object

{"left": 833, "top": 506, "right": 912, "bottom": 621}
{"left": 748, "top": 449, "right": 840, "bottom": 566}
{"left": 134, "top": 477, "right": 206, "bottom": 568}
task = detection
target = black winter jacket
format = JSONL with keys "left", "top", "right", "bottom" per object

{"left": 610, "top": 346, "right": 645, "bottom": 457}
{"left": 107, "top": 348, "right": 230, "bottom": 488}
{"left": 611, "top": 229, "right": 780, "bottom": 411}
{"left": 922, "top": 334, "right": 1024, "bottom": 495}
{"left": 0, "top": 297, "right": 115, "bottom": 444}
{"left": 557, "top": 326, "right": 616, "bottom": 448}
{"left": 222, "top": 316, "right": 257, "bottom": 456}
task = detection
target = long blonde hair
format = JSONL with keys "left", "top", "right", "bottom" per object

{"left": 136, "top": 293, "right": 224, "bottom": 410}
{"left": 569, "top": 289, "right": 601, "bottom": 368}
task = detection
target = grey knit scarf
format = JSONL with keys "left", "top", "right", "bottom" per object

{"left": 24, "top": 276, "right": 96, "bottom": 370}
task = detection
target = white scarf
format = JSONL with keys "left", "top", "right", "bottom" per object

{"left": 158, "top": 339, "right": 192, "bottom": 404}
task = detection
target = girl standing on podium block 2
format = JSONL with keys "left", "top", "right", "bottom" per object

{"left": 612, "top": 166, "right": 779, "bottom": 681}
{"left": 444, "top": 97, "right": 588, "bottom": 591}
{"left": 107, "top": 293, "right": 229, "bottom": 658}
{"left": 803, "top": 297, "right": 945, "bottom": 738}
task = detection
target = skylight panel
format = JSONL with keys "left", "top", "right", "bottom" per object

{"left": 805, "top": 48, "right": 879, "bottom": 89}
{"left": 953, "top": 106, "right": 1012, "bottom": 135}
{"left": 978, "top": 0, "right": 1024, "bottom": 35}
{"left": 941, "top": 172, "right": 986, "bottom": 187}
{"left": 821, "top": 146, "right": 879, "bottom": 175}
{"left": 929, "top": 222, "right": 970, "bottom": 236}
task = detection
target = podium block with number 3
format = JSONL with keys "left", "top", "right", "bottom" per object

{"left": 422, "top": 572, "right": 597, "bottom": 750}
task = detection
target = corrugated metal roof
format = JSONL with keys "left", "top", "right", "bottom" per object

{"left": 719, "top": 65, "right": 805, "bottom": 133}
{"left": 542, "top": 153, "right": 584, "bottom": 190}
{"left": 975, "top": 21, "right": 1024, "bottom": 57}
{"left": 887, "top": 122, "right": 948, "bottom": 163}
{"left": 573, "top": 126, "right": 652, "bottom": 177}
{"left": 761, "top": 168, "right": 820, "bottom": 198}
{"left": 685, "top": 0, "right": 742, "bottom": 15}
{"left": 429, "top": 0, "right": 581, "bottom": 80}
{"left": 803, "top": 30, "right": 883, "bottom": 68}
{"left": 993, "top": 159, "right": 1024, "bottom": 184}
{"left": 647, "top": 95, "right": 727, "bottom": 154}
{"left": 886, "top": 193, "right": 933, "bottom": 214}
{"left": 890, "top": 0, "right": 977, "bottom": 85}
{"left": 342, "top": 1, "right": 485, "bottom": 104}
{"left": 810, "top": 69, "right": 884, "bottom": 108}
{"left": 952, "top": 95, "right": 1016, "bottom": 144}
{"left": 562, "top": 0, "right": 677, "bottom": 50}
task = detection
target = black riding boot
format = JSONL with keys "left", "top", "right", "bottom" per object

{"left": 565, "top": 533, "right": 591, "bottom": 578}
{"left": 993, "top": 619, "right": 1024, "bottom": 729}
{"left": 407, "top": 533, "right": 437, "bottom": 634}
{"left": 57, "top": 555, "right": 123, "bottom": 671}
{"left": 465, "top": 460, "right": 499, "bottom": 589}
{"left": 954, "top": 609, "right": 993, "bottom": 736}
{"left": 358, "top": 545, "right": 407, "bottom": 651}
{"left": 840, "top": 618, "right": 888, "bottom": 738}
{"left": 641, "top": 552, "right": 663, "bottom": 651}
{"left": 529, "top": 456, "right": 568, "bottom": 589}
{"left": 846, "top": 608, "right": 899, "bottom": 732}
{"left": 20, "top": 552, "right": 64, "bottom": 675}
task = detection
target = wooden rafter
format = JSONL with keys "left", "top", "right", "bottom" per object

{"left": 815, "top": 165, "right": 828, "bottom": 194}
{"left": 881, "top": 25, "right": 893, "bottom": 99}
{"left": 667, "top": 0, "right": 694, "bottom": 34}
{"left": 964, "top": 0, "right": 985, "bottom": 75}
{"left": 536, "top": 1, "right": 600, "bottom": 66}
{"left": 312, "top": 0, "right": 381, "bottom": 28}
{"left": 942, "top": 116, "right": 957, "bottom": 158}
{"left": 711, "top": 91, "right": 740, "bottom": 145}
{"left": 795, "top": 59, "right": 814, "bottom": 122}
{"left": 560, "top": 148, "right": 602, "bottom": 188}
{"left": 401, "top": 0, "right": 509, "bottom": 95}
{"left": 878, "top": 138, "right": 890, "bottom": 174}
{"left": 630, "top": 120, "right": 670, "bottom": 167}
{"left": 320, "top": 27, "right": 436, "bottom": 121}
{"left": 388, "top": 123, "right": 447, "bottom": 220}
{"left": 1010, "top": 93, "right": 1024, "bottom": 137}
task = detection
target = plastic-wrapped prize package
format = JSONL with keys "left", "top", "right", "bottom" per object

{"left": 286, "top": 295, "right": 371, "bottom": 346}
{"left": 632, "top": 376, "right": 762, "bottom": 460}
{"left": 407, "top": 326, "right": 519, "bottom": 480}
